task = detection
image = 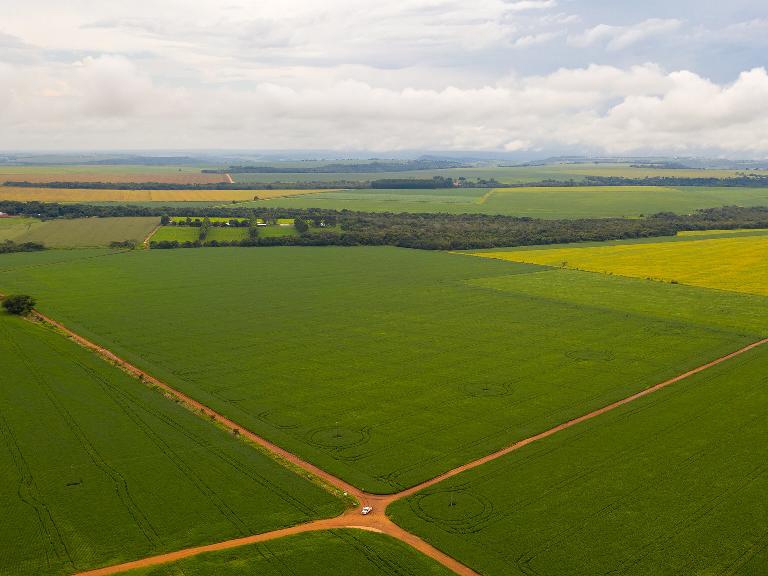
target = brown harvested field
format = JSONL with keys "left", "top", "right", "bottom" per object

{"left": 0, "top": 165, "right": 227, "bottom": 184}
{"left": 0, "top": 187, "right": 336, "bottom": 202}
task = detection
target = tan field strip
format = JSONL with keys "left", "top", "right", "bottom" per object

{"left": 0, "top": 169, "right": 226, "bottom": 185}
{"left": 0, "top": 187, "right": 336, "bottom": 202}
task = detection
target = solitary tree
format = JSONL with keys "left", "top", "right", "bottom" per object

{"left": 2, "top": 294, "right": 36, "bottom": 315}
{"left": 199, "top": 217, "right": 211, "bottom": 241}
{"left": 294, "top": 217, "right": 309, "bottom": 234}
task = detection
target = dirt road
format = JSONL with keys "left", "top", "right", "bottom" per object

{"left": 141, "top": 224, "right": 160, "bottom": 249}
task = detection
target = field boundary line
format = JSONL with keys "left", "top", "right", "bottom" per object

{"left": 476, "top": 188, "right": 496, "bottom": 205}
{"left": 4, "top": 296, "right": 763, "bottom": 576}
{"left": 142, "top": 223, "right": 161, "bottom": 249}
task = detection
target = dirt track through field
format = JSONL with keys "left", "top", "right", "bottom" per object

{"left": 141, "top": 224, "right": 160, "bottom": 249}
{"left": 21, "top": 308, "right": 765, "bottom": 576}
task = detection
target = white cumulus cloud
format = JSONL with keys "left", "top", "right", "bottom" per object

{"left": 2, "top": 57, "right": 768, "bottom": 155}
{"left": 570, "top": 18, "right": 683, "bottom": 51}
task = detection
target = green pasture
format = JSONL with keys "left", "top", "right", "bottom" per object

{"left": 0, "top": 248, "right": 120, "bottom": 271}
{"left": 389, "top": 344, "right": 768, "bottom": 576}
{"left": 127, "top": 529, "right": 453, "bottom": 576}
{"left": 1, "top": 217, "right": 159, "bottom": 247}
{"left": 0, "top": 312, "right": 344, "bottom": 576}
{"left": 237, "top": 186, "right": 768, "bottom": 218}
{"left": 0, "top": 247, "right": 763, "bottom": 494}
{"left": 150, "top": 226, "right": 248, "bottom": 243}
{"left": 0, "top": 217, "right": 43, "bottom": 241}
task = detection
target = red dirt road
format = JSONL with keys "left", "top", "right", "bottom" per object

{"left": 26, "top": 307, "right": 765, "bottom": 576}
{"left": 76, "top": 508, "right": 480, "bottom": 576}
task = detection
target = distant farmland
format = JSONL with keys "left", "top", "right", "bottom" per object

{"left": 151, "top": 226, "right": 249, "bottom": 243}
{"left": 0, "top": 247, "right": 762, "bottom": 493}
{"left": 0, "top": 217, "right": 41, "bottom": 241}
{"left": 2, "top": 217, "right": 159, "bottom": 248}
{"left": 0, "top": 186, "right": 333, "bottom": 203}
{"left": 243, "top": 185, "right": 768, "bottom": 218}
{"left": 0, "top": 165, "right": 227, "bottom": 185}
{"left": 475, "top": 233, "right": 768, "bottom": 296}
{"left": 230, "top": 162, "right": 750, "bottom": 184}
{"left": 388, "top": 344, "right": 768, "bottom": 576}
{"left": 0, "top": 313, "right": 344, "bottom": 576}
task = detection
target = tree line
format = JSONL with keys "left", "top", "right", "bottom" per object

{"left": 3, "top": 200, "right": 767, "bottom": 252}
{"left": 509, "top": 174, "right": 768, "bottom": 188}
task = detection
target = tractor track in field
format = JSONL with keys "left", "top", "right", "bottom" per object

{"left": 13, "top": 307, "right": 766, "bottom": 576}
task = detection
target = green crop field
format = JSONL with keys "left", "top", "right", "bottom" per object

{"left": 1, "top": 217, "right": 159, "bottom": 247}
{"left": 150, "top": 226, "right": 249, "bottom": 243}
{"left": 0, "top": 247, "right": 763, "bottom": 495}
{"left": 388, "top": 344, "right": 768, "bottom": 576}
{"left": 236, "top": 186, "right": 768, "bottom": 218}
{"left": 0, "top": 217, "right": 44, "bottom": 241}
{"left": 127, "top": 529, "right": 453, "bottom": 576}
{"left": 0, "top": 312, "right": 344, "bottom": 576}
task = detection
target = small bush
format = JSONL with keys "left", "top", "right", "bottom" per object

{"left": 2, "top": 294, "right": 36, "bottom": 315}
{"left": 109, "top": 240, "right": 137, "bottom": 249}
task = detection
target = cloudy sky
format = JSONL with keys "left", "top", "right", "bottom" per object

{"left": 1, "top": 0, "right": 767, "bottom": 155}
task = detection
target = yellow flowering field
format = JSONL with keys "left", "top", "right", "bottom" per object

{"left": 677, "top": 228, "right": 768, "bottom": 237}
{"left": 474, "top": 236, "right": 768, "bottom": 296}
